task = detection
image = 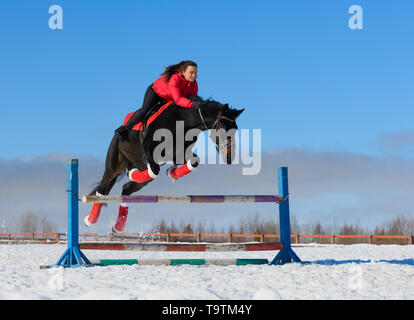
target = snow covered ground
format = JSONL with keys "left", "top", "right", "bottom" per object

{"left": 0, "top": 243, "right": 413, "bottom": 300}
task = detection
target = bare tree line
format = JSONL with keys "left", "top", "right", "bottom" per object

{"left": 150, "top": 213, "right": 414, "bottom": 244}
{"left": 151, "top": 213, "right": 414, "bottom": 235}
{"left": 4, "top": 210, "right": 57, "bottom": 234}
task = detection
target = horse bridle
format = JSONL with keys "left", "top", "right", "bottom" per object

{"left": 197, "top": 107, "right": 236, "bottom": 153}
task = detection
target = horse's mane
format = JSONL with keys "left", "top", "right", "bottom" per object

{"left": 188, "top": 96, "right": 231, "bottom": 110}
{"left": 188, "top": 95, "right": 204, "bottom": 102}
{"left": 169, "top": 96, "right": 241, "bottom": 122}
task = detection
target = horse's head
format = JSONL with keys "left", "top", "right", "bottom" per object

{"left": 196, "top": 99, "right": 244, "bottom": 164}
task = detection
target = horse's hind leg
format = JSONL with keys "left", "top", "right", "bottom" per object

{"left": 124, "top": 141, "right": 160, "bottom": 183}
{"left": 85, "top": 153, "right": 127, "bottom": 227}
{"left": 84, "top": 177, "right": 118, "bottom": 227}
{"left": 112, "top": 180, "right": 152, "bottom": 233}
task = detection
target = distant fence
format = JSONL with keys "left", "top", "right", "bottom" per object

{"left": 1, "top": 232, "right": 413, "bottom": 245}
{"left": 0, "top": 233, "right": 62, "bottom": 242}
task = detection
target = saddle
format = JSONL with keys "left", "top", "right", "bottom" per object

{"left": 122, "top": 100, "right": 173, "bottom": 132}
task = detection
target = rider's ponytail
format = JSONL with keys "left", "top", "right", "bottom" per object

{"left": 160, "top": 60, "right": 197, "bottom": 82}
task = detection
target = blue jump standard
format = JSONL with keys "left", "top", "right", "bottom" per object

{"left": 41, "top": 160, "right": 98, "bottom": 269}
{"left": 40, "top": 160, "right": 301, "bottom": 269}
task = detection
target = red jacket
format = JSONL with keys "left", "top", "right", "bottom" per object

{"left": 153, "top": 72, "right": 198, "bottom": 108}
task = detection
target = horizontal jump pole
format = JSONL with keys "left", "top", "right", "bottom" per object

{"left": 82, "top": 194, "right": 284, "bottom": 204}
{"left": 42, "top": 160, "right": 301, "bottom": 268}
{"left": 79, "top": 241, "right": 283, "bottom": 252}
{"left": 91, "top": 258, "right": 269, "bottom": 266}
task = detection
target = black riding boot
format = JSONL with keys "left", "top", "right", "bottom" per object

{"left": 124, "top": 108, "right": 147, "bottom": 129}
{"left": 115, "top": 83, "right": 165, "bottom": 139}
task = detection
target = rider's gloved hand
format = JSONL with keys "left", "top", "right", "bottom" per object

{"left": 192, "top": 101, "right": 203, "bottom": 110}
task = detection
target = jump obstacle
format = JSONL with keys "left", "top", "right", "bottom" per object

{"left": 41, "top": 159, "right": 301, "bottom": 268}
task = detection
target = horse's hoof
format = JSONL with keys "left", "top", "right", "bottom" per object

{"left": 84, "top": 216, "right": 93, "bottom": 227}
{"left": 112, "top": 224, "right": 123, "bottom": 233}
{"left": 166, "top": 166, "right": 178, "bottom": 183}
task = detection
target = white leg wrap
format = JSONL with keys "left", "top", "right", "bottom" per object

{"left": 187, "top": 159, "right": 197, "bottom": 171}
{"left": 147, "top": 163, "right": 158, "bottom": 179}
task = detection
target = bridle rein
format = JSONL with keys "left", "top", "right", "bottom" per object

{"left": 197, "top": 107, "right": 236, "bottom": 154}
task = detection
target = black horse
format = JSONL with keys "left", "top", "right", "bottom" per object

{"left": 84, "top": 96, "right": 244, "bottom": 232}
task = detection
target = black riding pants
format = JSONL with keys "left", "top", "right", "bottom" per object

{"left": 124, "top": 83, "right": 166, "bottom": 128}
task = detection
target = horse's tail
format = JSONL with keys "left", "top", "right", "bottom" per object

{"left": 89, "top": 134, "right": 126, "bottom": 196}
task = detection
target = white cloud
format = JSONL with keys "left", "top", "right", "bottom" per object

{"left": 376, "top": 131, "right": 414, "bottom": 151}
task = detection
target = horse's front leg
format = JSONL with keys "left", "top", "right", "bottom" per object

{"left": 166, "top": 151, "right": 200, "bottom": 183}
{"left": 128, "top": 155, "right": 160, "bottom": 183}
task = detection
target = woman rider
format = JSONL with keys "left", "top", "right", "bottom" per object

{"left": 115, "top": 60, "right": 202, "bottom": 139}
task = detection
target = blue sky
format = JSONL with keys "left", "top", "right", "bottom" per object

{"left": 0, "top": 1, "right": 413, "bottom": 232}
{"left": 1, "top": 0, "right": 413, "bottom": 159}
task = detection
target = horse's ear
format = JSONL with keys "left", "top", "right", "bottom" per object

{"left": 226, "top": 108, "right": 244, "bottom": 119}
{"left": 234, "top": 108, "right": 244, "bottom": 119}
{"left": 223, "top": 103, "right": 229, "bottom": 109}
